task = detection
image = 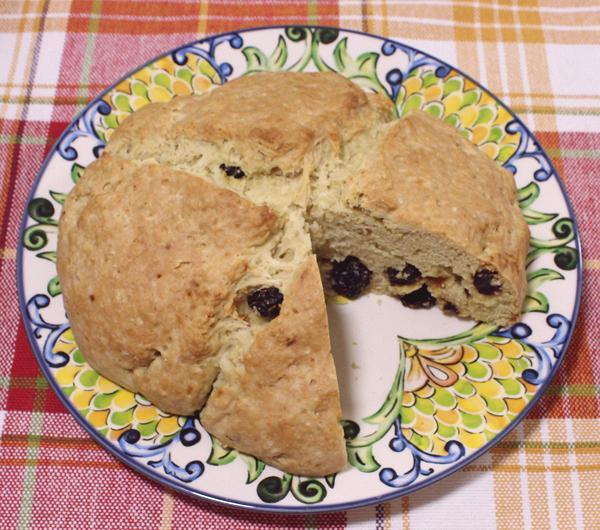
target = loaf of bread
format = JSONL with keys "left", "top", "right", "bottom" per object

{"left": 57, "top": 71, "right": 528, "bottom": 477}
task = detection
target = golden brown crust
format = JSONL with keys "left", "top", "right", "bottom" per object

{"left": 106, "top": 71, "right": 394, "bottom": 173}
{"left": 348, "top": 111, "right": 529, "bottom": 317}
{"left": 201, "top": 256, "right": 346, "bottom": 476}
{"left": 57, "top": 155, "right": 278, "bottom": 414}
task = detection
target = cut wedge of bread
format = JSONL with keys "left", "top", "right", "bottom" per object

{"left": 202, "top": 256, "right": 346, "bottom": 476}
{"left": 310, "top": 111, "right": 529, "bottom": 325}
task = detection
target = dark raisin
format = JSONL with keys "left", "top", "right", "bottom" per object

{"left": 443, "top": 302, "right": 458, "bottom": 314}
{"left": 386, "top": 264, "right": 421, "bottom": 286}
{"left": 399, "top": 285, "right": 436, "bottom": 309}
{"left": 330, "top": 256, "right": 372, "bottom": 298}
{"left": 473, "top": 268, "right": 502, "bottom": 295}
{"left": 247, "top": 287, "right": 284, "bottom": 319}
{"left": 219, "top": 163, "right": 245, "bottom": 179}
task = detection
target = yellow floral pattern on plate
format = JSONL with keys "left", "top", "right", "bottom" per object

{"left": 401, "top": 337, "right": 536, "bottom": 454}
{"left": 53, "top": 328, "right": 184, "bottom": 443}
{"left": 398, "top": 70, "right": 519, "bottom": 164}
{"left": 97, "top": 54, "right": 219, "bottom": 142}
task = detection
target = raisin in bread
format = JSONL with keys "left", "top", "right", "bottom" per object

{"left": 58, "top": 71, "right": 528, "bottom": 477}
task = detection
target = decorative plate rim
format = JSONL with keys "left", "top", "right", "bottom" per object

{"left": 16, "top": 24, "right": 583, "bottom": 514}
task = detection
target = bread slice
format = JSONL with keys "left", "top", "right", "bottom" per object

{"left": 58, "top": 72, "right": 528, "bottom": 476}
{"left": 310, "top": 111, "right": 529, "bottom": 326}
{"left": 202, "top": 256, "right": 346, "bottom": 476}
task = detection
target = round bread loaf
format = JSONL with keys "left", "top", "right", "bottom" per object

{"left": 57, "top": 72, "right": 529, "bottom": 476}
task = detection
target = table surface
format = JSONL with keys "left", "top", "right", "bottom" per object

{"left": 1, "top": 1, "right": 598, "bottom": 529}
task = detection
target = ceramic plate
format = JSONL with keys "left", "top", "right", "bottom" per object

{"left": 18, "top": 26, "right": 582, "bottom": 513}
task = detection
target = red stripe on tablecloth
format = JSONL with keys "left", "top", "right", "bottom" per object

{"left": 62, "top": 1, "right": 341, "bottom": 35}
{"left": 7, "top": 321, "right": 67, "bottom": 414}
{"left": 45, "top": 120, "right": 72, "bottom": 154}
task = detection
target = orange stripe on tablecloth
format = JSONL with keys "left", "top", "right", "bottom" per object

{"left": 580, "top": 468, "right": 600, "bottom": 529}
{"left": 492, "top": 430, "right": 526, "bottom": 529}
{"left": 383, "top": 502, "right": 391, "bottom": 530}
{"left": 571, "top": 417, "right": 600, "bottom": 528}
{"left": 585, "top": 260, "right": 600, "bottom": 270}
{"left": 548, "top": 420, "right": 579, "bottom": 529}
{"left": 363, "top": 0, "right": 372, "bottom": 33}
{"left": 472, "top": 463, "right": 600, "bottom": 472}
{"left": 0, "top": 0, "right": 30, "bottom": 143}
{"left": 365, "top": 1, "right": 600, "bottom": 31}
{"left": 0, "top": 435, "right": 98, "bottom": 449}
{"left": 453, "top": 2, "right": 482, "bottom": 82}
{"left": 541, "top": 29, "right": 600, "bottom": 45}
{"left": 538, "top": 0, "right": 600, "bottom": 5}
{"left": 2, "top": 13, "right": 597, "bottom": 44}
{"left": 510, "top": 6, "right": 534, "bottom": 129}
{"left": 319, "top": 0, "right": 340, "bottom": 27}
{"left": 197, "top": 1, "right": 208, "bottom": 37}
{"left": 401, "top": 495, "right": 410, "bottom": 529}
{"left": 522, "top": 3, "right": 559, "bottom": 132}
{"left": 539, "top": 9, "right": 600, "bottom": 26}
{"left": 491, "top": 446, "right": 600, "bottom": 455}
{"left": 0, "top": 248, "right": 17, "bottom": 260}
{"left": 522, "top": 417, "right": 551, "bottom": 528}
{"left": 0, "top": 17, "right": 75, "bottom": 33}
{"left": 366, "top": 0, "right": 391, "bottom": 39}
{"left": 336, "top": 0, "right": 363, "bottom": 33}
{"left": 383, "top": 0, "right": 391, "bottom": 37}
{"left": 483, "top": 24, "right": 503, "bottom": 101}
{"left": 571, "top": 419, "right": 600, "bottom": 442}
{"left": 0, "top": 1, "right": 72, "bottom": 31}
{"left": 372, "top": 13, "right": 600, "bottom": 45}
{"left": 497, "top": 92, "right": 600, "bottom": 99}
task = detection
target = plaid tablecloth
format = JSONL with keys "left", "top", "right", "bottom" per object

{"left": 1, "top": 1, "right": 598, "bottom": 529}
